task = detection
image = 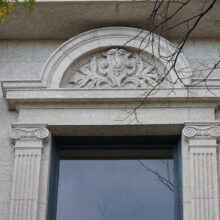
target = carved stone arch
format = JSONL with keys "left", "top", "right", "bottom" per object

{"left": 2, "top": 26, "right": 194, "bottom": 110}
{"left": 42, "top": 27, "right": 192, "bottom": 89}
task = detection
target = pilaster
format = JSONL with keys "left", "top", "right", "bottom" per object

{"left": 9, "top": 124, "right": 49, "bottom": 220}
{"left": 183, "top": 124, "right": 220, "bottom": 220}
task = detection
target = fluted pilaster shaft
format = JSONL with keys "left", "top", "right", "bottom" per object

{"left": 183, "top": 124, "right": 220, "bottom": 220}
{"left": 9, "top": 125, "right": 49, "bottom": 220}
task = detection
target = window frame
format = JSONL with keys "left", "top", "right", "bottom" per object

{"left": 47, "top": 136, "right": 181, "bottom": 220}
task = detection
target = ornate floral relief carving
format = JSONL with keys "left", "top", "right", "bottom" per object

{"left": 68, "top": 48, "right": 161, "bottom": 89}
{"left": 10, "top": 128, "right": 49, "bottom": 140}
{"left": 183, "top": 126, "right": 220, "bottom": 138}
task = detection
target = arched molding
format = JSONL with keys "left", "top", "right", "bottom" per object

{"left": 2, "top": 26, "right": 197, "bottom": 111}
{"left": 41, "top": 27, "right": 192, "bottom": 88}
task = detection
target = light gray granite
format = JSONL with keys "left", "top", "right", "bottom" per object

{"left": 0, "top": 25, "right": 220, "bottom": 220}
{"left": 0, "top": 88, "right": 17, "bottom": 220}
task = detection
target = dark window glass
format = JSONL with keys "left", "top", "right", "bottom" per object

{"left": 56, "top": 159, "right": 174, "bottom": 220}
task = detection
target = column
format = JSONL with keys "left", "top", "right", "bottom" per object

{"left": 183, "top": 124, "right": 220, "bottom": 220}
{"left": 9, "top": 124, "right": 49, "bottom": 220}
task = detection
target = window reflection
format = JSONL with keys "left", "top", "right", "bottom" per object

{"left": 56, "top": 159, "right": 174, "bottom": 220}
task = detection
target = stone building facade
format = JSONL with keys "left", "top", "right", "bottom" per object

{"left": 0, "top": 1, "right": 220, "bottom": 220}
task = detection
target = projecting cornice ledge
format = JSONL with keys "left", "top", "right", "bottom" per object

{"left": 3, "top": 87, "right": 220, "bottom": 110}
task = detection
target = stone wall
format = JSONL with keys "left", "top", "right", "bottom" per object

{"left": 0, "top": 41, "right": 61, "bottom": 220}
{"left": 0, "top": 39, "right": 219, "bottom": 81}
{"left": 0, "top": 38, "right": 220, "bottom": 220}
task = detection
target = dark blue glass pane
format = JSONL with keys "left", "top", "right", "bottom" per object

{"left": 56, "top": 160, "right": 174, "bottom": 220}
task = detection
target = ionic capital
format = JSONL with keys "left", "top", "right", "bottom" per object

{"left": 183, "top": 123, "right": 220, "bottom": 149}
{"left": 10, "top": 124, "right": 49, "bottom": 149}
{"left": 10, "top": 127, "right": 49, "bottom": 140}
{"left": 183, "top": 125, "right": 220, "bottom": 139}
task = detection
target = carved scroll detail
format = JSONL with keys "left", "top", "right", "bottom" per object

{"left": 183, "top": 126, "right": 220, "bottom": 138}
{"left": 69, "top": 48, "right": 160, "bottom": 88}
{"left": 10, "top": 128, "right": 49, "bottom": 140}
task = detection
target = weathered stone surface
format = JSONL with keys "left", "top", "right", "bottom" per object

{"left": 0, "top": 1, "right": 220, "bottom": 40}
{"left": 67, "top": 48, "right": 162, "bottom": 89}
{"left": 183, "top": 124, "right": 220, "bottom": 220}
{"left": 0, "top": 89, "right": 17, "bottom": 220}
{"left": 0, "top": 25, "right": 220, "bottom": 220}
{"left": 9, "top": 125, "right": 49, "bottom": 220}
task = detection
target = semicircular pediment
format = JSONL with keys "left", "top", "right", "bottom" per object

{"left": 41, "top": 27, "right": 192, "bottom": 89}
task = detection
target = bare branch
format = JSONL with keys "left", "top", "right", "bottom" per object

{"left": 138, "top": 160, "right": 174, "bottom": 192}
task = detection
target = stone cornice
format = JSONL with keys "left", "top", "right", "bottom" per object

{"left": 4, "top": 88, "right": 220, "bottom": 111}
{"left": 0, "top": 2, "right": 219, "bottom": 40}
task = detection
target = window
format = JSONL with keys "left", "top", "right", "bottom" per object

{"left": 48, "top": 137, "right": 180, "bottom": 220}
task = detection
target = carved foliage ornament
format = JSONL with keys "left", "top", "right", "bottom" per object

{"left": 69, "top": 48, "right": 161, "bottom": 89}
{"left": 10, "top": 128, "right": 49, "bottom": 140}
{"left": 183, "top": 126, "right": 220, "bottom": 138}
